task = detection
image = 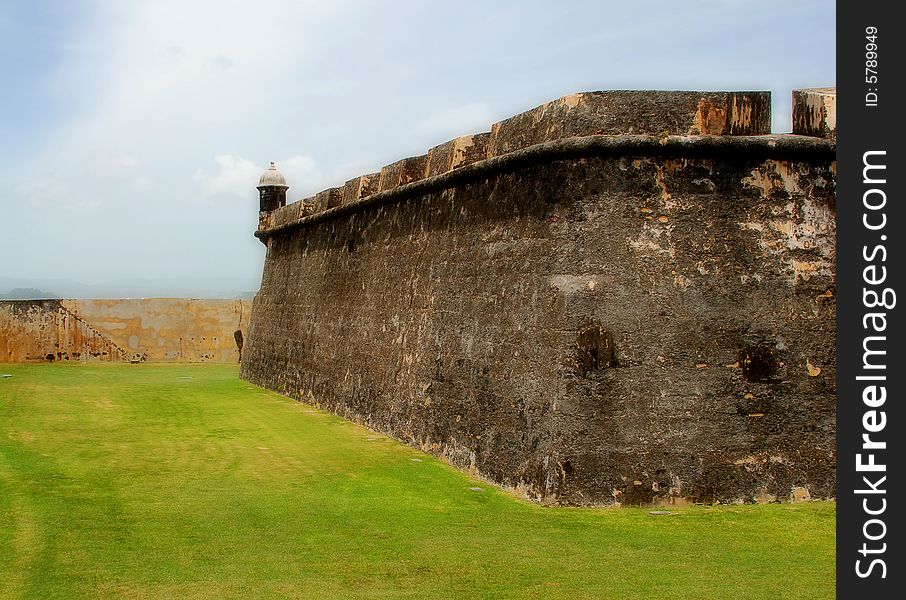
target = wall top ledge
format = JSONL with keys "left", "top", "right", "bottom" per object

{"left": 257, "top": 133, "right": 835, "bottom": 240}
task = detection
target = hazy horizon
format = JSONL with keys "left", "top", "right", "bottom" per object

{"left": 0, "top": 274, "right": 258, "bottom": 300}
{"left": 1, "top": 1, "right": 836, "bottom": 295}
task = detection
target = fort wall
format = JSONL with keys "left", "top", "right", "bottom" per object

{"left": 0, "top": 298, "right": 251, "bottom": 364}
{"left": 242, "top": 90, "right": 836, "bottom": 506}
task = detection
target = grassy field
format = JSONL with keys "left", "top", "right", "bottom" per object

{"left": 0, "top": 364, "right": 834, "bottom": 599}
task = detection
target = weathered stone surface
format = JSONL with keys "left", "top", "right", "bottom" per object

{"left": 242, "top": 134, "right": 836, "bottom": 506}
{"left": 792, "top": 87, "right": 836, "bottom": 139}
{"left": 1, "top": 299, "right": 251, "bottom": 363}
{"left": 258, "top": 211, "right": 273, "bottom": 231}
{"left": 284, "top": 91, "right": 771, "bottom": 223}
{"left": 361, "top": 172, "right": 381, "bottom": 198}
{"left": 312, "top": 186, "right": 343, "bottom": 211}
{"left": 341, "top": 173, "right": 381, "bottom": 205}
{"left": 426, "top": 133, "right": 491, "bottom": 177}
{"left": 487, "top": 91, "right": 771, "bottom": 157}
{"left": 269, "top": 201, "right": 306, "bottom": 229}
{"left": 257, "top": 186, "right": 286, "bottom": 213}
{"left": 378, "top": 155, "right": 429, "bottom": 192}
{"left": 311, "top": 190, "right": 328, "bottom": 213}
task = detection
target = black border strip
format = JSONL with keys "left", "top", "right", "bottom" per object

{"left": 838, "top": 3, "right": 904, "bottom": 597}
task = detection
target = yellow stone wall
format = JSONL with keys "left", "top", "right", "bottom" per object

{"left": 0, "top": 298, "right": 251, "bottom": 363}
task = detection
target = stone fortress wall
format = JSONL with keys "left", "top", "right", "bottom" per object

{"left": 1, "top": 298, "right": 251, "bottom": 364}
{"left": 241, "top": 89, "right": 837, "bottom": 506}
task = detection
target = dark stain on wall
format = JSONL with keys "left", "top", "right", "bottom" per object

{"left": 242, "top": 138, "right": 836, "bottom": 506}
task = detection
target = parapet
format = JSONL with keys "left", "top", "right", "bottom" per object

{"left": 792, "top": 87, "right": 836, "bottom": 140}
{"left": 244, "top": 86, "right": 837, "bottom": 506}
{"left": 485, "top": 91, "right": 769, "bottom": 156}
{"left": 256, "top": 88, "right": 834, "bottom": 240}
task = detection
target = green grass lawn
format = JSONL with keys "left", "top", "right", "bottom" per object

{"left": 0, "top": 364, "right": 834, "bottom": 599}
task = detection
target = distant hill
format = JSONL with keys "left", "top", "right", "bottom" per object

{"left": 0, "top": 276, "right": 260, "bottom": 299}
{"left": 0, "top": 287, "right": 59, "bottom": 300}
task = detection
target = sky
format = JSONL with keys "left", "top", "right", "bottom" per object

{"left": 0, "top": 0, "right": 836, "bottom": 296}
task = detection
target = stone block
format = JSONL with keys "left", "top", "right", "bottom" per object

{"left": 361, "top": 172, "right": 381, "bottom": 197}
{"left": 287, "top": 201, "right": 306, "bottom": 224}
{"left": 342, "top": 173, "right": 381, "bottom": 205}
{"left": 378, "top": 155, "right": 428, "bottom": 192}
{"left": 269, "top": 203, "right": 296, "bottom": 229}
{"left": 426, "top": 133, "right": 491, "bottom": 177}
{"left": 792, "top": 87, "right": 836, "bottom": 139}
{"left": 314, "top": 187, "right": 343, "bottom": 211}
{"left": 487, "top": 91, "right": 771, "bottom": 157}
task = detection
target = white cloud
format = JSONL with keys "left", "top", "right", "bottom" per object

{"left": 0, "top": 0, "right": 835, "bottom": 287}
{"left": 194, "top": 155, "right": 263, "bottom": 200}
{"left": 0, "top": 0, "right": 365, "bottom": 282}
